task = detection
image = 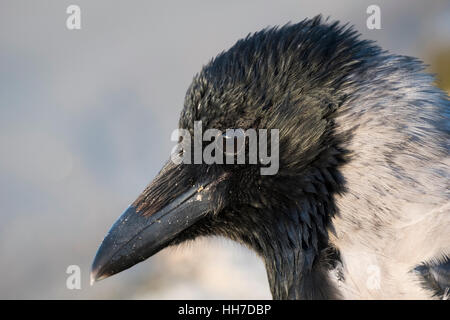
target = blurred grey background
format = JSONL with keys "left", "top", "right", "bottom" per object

{"left": 0, "top": 0, "right": 449, "bottom": 299}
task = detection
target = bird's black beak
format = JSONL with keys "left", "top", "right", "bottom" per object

{"left": 90, "top": 161, "right": 215, "bottom": 284}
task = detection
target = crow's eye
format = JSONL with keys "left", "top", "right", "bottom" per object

{"left": 221, "top": 129, "right": 246, "bottom": 156}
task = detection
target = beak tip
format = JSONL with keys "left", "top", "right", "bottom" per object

{"left": 90, "top": 266, "right": 100, "bottom": 286}
{"left": 90, "top": 266, "right": 109, "bottom": 285}
{"left": 90, "top": 252, "right": 109, "bottom": 286}
{"left": 90, "top": 273, "right": 95, "bottom": 286}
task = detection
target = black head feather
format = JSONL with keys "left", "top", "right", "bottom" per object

{"left": 169, "top": 16, "right": 387, "bottom": 299}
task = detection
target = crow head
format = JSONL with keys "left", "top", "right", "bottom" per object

{"left": 91, "top": 17, "right": 381, "bottom": 299}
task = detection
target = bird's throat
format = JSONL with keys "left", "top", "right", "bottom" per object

{"left": 262, "top": 237, "right": 339, "bottom": 300}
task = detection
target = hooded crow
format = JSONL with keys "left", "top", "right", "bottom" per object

{"left": 91, "top": 16, "right": 449, "bottom": 299}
